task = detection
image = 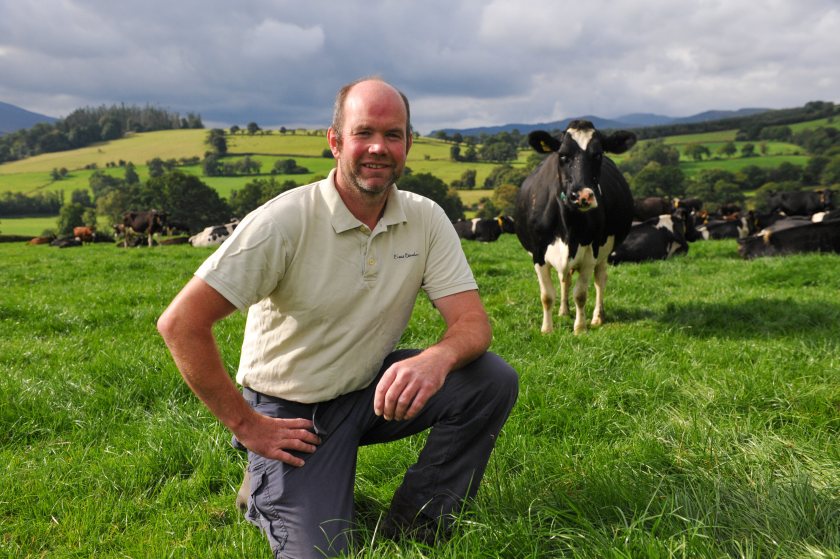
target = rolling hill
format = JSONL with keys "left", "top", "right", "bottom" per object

{"left": 430, "top": 108, "right": 770, "bottom": 137}
{"left": 0, "top": 101, "right": 57, "bottom": 135}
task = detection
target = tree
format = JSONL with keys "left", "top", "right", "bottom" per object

{"left": 273, "top": 159, "right": 309, "bottom": 175}
{"left": 397, "top": 173, "right": 464, "bottom": 220}
{"left": 740, "top": 142, "right": 756, "bottom": 157}
{"left": 203, "top": 154, "right": 222, "bottom": 177}
{"left": 57, "top": 202, "right": 87, "bottom": 235}
{"left": 820, "top": 155, "right": 840, "bottom": 185}
{"left": 207, "top": 129, "right": 227, "bottom": 155}
{"left": 124, "top": 162, "right": 140, "bottom": 185}
{"left": 630, "top": 161, "right": 685, "bottom": 198}
{"left": 620, "top": 139, "right": 680, "bottom": 175}
{"left": 147, "top": 157, "right": 165, "bottom": 178}
{"left": 479, "top": 141, "right": 517, "bottom": 162}
{"left": 449, "top": 145, "right": 461, "bottom": 162}
{"left": 142, "top": 171, "right": 231, "bottom": 233}
{"left": 247, "top": 122, "right": 261, "bottom": 135}
{"left": 684, "top": 143, "right": 710, "bottom": 161}
{"left": 450, "top": 169, "right": 476, "bottom": 190}
{"left": 229, "top": 177, "right": 299, "bottom": 217}
{"left": 717, "top": 142, "right": 737, "bottom": 158}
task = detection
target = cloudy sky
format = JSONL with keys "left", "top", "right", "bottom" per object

{"left": 1, "top": 0, "right": 838, "bottom": 134}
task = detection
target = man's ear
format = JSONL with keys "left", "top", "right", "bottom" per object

{"left": 327, "top": 127, "right": 340, "bottom": 158}
{"left": 406, "top": 131, "right": 413, "bottom": 155}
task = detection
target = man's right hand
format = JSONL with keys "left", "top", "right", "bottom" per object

{"left": 234, "top": 413, "right": 321, "bottom": 467}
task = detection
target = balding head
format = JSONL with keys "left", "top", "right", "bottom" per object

{"left": 331, "top": 77, "right": 412, "bottom": 143}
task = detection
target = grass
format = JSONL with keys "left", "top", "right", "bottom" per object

{"left": 1, "top": 235, "right": 838, "bottom": 558}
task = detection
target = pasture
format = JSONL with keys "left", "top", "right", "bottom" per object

{"left": 1, "top": 236, "right": 837, "bottom": 558}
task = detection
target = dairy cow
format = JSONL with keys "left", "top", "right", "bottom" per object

{"left": 767, "top": 189, "right": 834, "bottom": 216}
{"left": 453, "top": 217, "right": 501, "bottom": 242}
{"left": 608, "top": 213, "right": 690, "bottom": 264}
{"left": 632, "top": 196, "right": 672, "bottom": 221}
{"left": 189, "top": 219, "right": 240, "bottom": 247}
{"left": 122, "top": 210, "right": 167, "bottom": 247}
{"left": 738, "top": 219, "right": 840, "bottom": 258}
{"left": 515, "top": 121, "right": 636, "bottom": 334}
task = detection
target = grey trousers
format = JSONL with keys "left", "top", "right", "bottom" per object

{"left": 239, "top": 349, "right": 518, "bottom": 559}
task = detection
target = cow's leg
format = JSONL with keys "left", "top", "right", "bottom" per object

{"left": 534, "top": 263, "right": 555, "bottom": 333}
{"left": 559, "top": 269, "right": 572, "bottom": 318}
{"left": 572, "top": 267, "right": 592, "bottom": 335}
{"left": 147, "top": 229, "right": 154, "bottom": 247}
{"left": 591, "top": 260, "right": 607, "bottom": 327}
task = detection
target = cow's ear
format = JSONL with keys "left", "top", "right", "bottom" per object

{"left": 602, "top": 130, "right": 637, "bottom": 154}
{"left": 528, "top": 130, "right": 561, "bottom": 153}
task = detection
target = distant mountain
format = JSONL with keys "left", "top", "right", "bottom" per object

{"left": 0, "top": 101, "right": 58, "bottom": 136}
{"left": 429, "top": 107, "right": 771, "bottom": 137}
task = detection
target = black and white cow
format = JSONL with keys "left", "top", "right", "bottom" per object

{"left": 122, "top": 209, "right": 168, "bottom": 247}
{"left": 696, "top": 217, "right": 751, "bottom": 240}
{"left": 608, "top": 213, "right": 690, "bottom": 264}
{"left": 738, "top": 218, "right": 840, "bottom": 258}
{"left": 632, "top": 196, "right": 672, "bottom": 221}
{"left": 767, "top": 189, "right": 834, "bottom": 216}
{"left": 453, "top": 217, "right": 503, "bottom": 242}
{"left": 189, "top": 219, "right": 240, "bottom": 247}
{"left": 514, "top": 121, "right": 636, "bottom": 334}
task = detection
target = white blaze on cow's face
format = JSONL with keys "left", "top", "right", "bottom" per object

{"left": 558, "top": 125, "right": 601, "bottom": 212}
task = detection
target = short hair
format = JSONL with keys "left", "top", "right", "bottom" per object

{"left": 331, "top": 76, "right": 412, "bottom": 141}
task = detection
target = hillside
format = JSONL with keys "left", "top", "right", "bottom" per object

{"left": 0, "top": 101, "right": 57, "bottom": 135}
{"left": 430, "top": 108, "right": 770, "bottom": 137}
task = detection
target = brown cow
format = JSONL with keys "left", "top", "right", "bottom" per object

{"left": 73, "top": 226, "right": 96, "bottom": 243}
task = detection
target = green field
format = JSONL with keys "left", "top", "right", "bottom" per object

{"left": 1, "top": 236, "right": 838, "bottom": 557}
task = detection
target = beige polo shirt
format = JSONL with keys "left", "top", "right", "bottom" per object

{"left": 195, "top": 169, "right": 477, "bottom": 403}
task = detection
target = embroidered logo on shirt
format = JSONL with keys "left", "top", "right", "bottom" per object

{"left": 394, "top": 251, "right": 419, "bottom": 260}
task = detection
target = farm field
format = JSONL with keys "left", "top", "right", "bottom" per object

{"left": 1, "top": 236, "right": 838, "bottom": 558}
{"left": 0, "top": 130, "right": 525, "bottom": 198}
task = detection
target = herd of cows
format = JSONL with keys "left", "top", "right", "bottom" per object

{"left": 27, "top": 210, "right": 242, "bottom": 248}
{"left": 22, "top": 120, "right": 839, "bottom": 333}
{"left": 454, "top": 120, "right": 840, "bottom": 333}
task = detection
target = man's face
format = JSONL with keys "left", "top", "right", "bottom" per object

{"left": 329, "top": 81, "right": 412, "bottom": 196}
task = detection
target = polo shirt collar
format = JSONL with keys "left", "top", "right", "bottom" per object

{"left": 322, "top": 169, "right": 408, "bottom": 234}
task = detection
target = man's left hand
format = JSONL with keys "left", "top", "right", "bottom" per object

{"left": 373, "top": 353, "right": 447, "bottom": 421}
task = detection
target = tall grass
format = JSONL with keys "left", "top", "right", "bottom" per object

{"left": 1, "top": 236, "right": 838, "bottom": 558}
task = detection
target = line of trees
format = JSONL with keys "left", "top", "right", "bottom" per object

{"left": 0, "top": 104, "right": 202, "bottom": 164}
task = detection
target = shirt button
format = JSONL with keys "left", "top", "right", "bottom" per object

{"left": 368, "top": 258, "right": 376, "bottom": 266}
{"left": 359, "top": 225, "right": 369, "bottom": 233}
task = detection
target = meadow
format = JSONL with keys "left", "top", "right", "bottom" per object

{"left": 1, "top": 235, "right": 837, "bottom": 558}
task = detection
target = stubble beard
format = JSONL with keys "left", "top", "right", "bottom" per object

{"left": 343, "top": 160, "right": 402, "bottom": 198}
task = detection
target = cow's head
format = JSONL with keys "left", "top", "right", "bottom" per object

{"left": 529, "top": 121, "right": 636, "bottom": 213}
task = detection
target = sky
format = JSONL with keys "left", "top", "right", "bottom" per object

{"left": 1, "top": 0, "right": 839, "bottom": 135}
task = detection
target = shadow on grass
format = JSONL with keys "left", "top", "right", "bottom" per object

{"left": 639, "top": 297, "right": 840, "bottom": 340}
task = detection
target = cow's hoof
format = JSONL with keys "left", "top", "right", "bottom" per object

{"left": 235, "top": 469, "right": 250, "bottom": 513}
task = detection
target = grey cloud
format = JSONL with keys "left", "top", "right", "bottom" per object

{"left": 0, "top": 0, "right": 838, "bottom": 133}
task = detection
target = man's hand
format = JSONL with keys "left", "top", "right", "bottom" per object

{"left": 373, "top": 352, "right": 448, "bottom": 421}
{"left": 234, "top": 412, "right": 321, "bottom": 467}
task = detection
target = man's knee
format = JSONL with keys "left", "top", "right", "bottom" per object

{"left": 453, "top": 352, "right": 518, "bottom": 418}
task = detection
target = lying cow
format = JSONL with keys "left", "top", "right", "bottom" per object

{"left": 738, "top": 219, "right": 840, "bottom": 258}
{"left": 189, "top": 219, "right": 240, "bottom": 247}
{"left": 696, "top": 217, "right": 751, "bottom": 240}
{"left": 73, "top": 226, "right": 96, "bottom": 243}
{"left": 453, "top": 217, "right": 503, "bottom": 242}
{"left": 608, "top": 213, "right": 690, "bottom": 264}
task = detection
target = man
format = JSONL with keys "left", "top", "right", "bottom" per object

{"left": 157, "top": 77, "right": 518, "bottom": 558}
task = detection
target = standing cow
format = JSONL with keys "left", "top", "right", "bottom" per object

{"left": 515, "top": 121, "right": 636, "bottom": 334}
{"left": 121, "top": 210, "right": 168, "bottom": 247}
